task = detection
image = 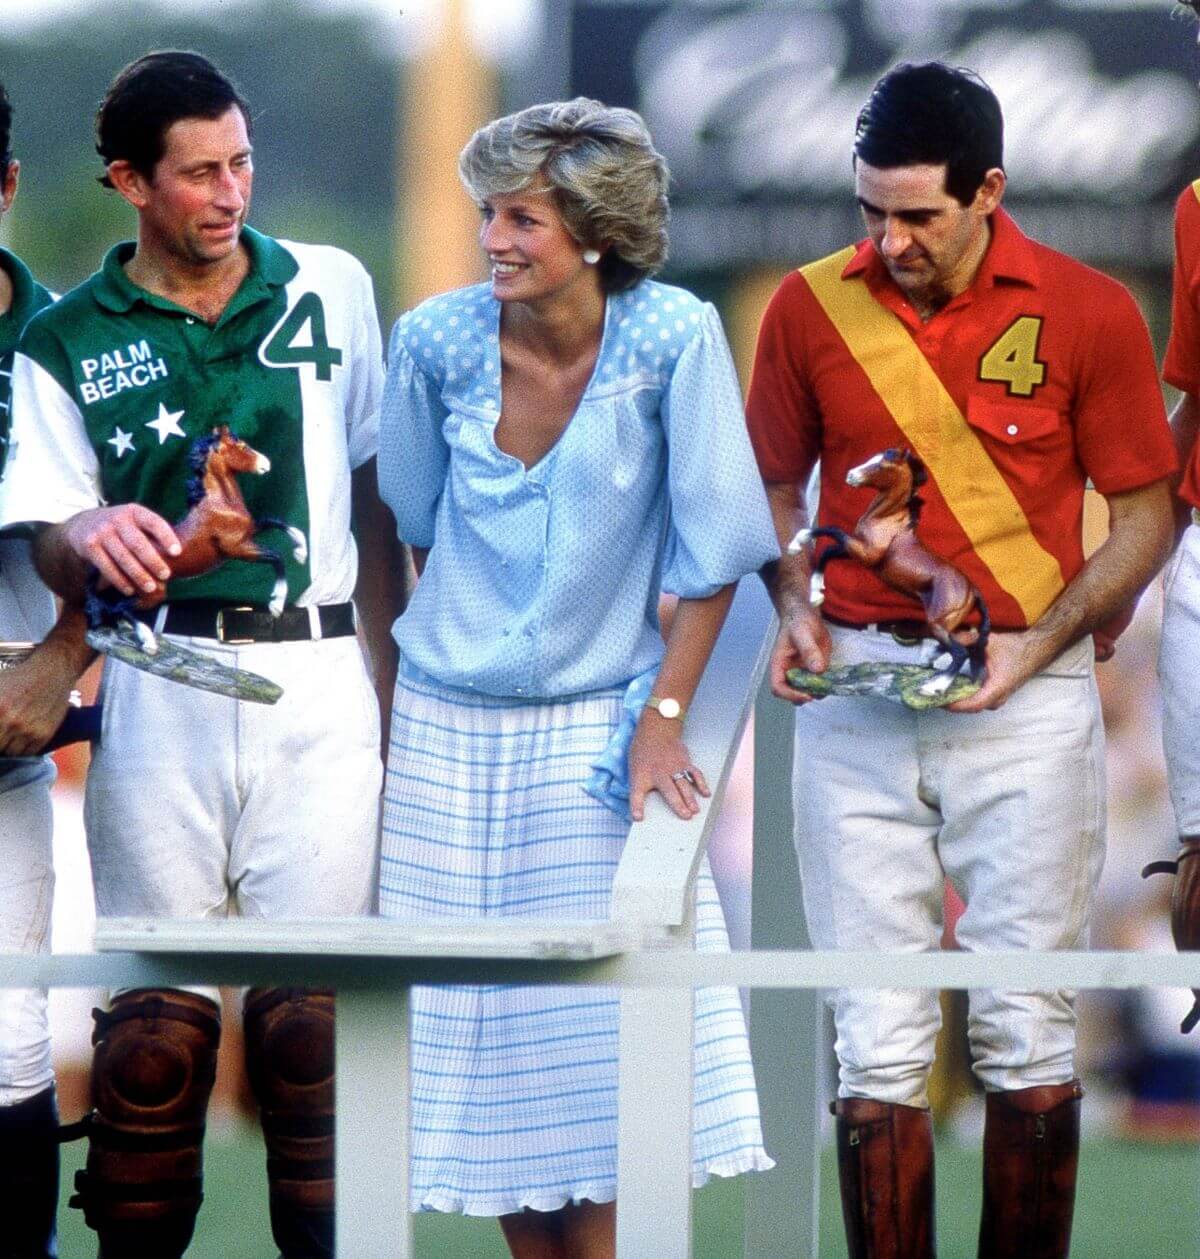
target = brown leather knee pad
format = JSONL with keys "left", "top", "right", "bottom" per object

{"left": 244, "top": 987, "right": 335, "bottom": 1258}
{"left": 71, "top": 988, "right": 220, "bottom": 1259}
{"left": 832, "top": 1097, "right": 936, "bottom": 1259}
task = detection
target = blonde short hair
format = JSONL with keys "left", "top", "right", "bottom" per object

{"left": 459, "top": 98, "right": 670, "bottom": 293}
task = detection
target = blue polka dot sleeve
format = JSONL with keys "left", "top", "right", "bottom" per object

{"left": 379, "top": 318, "right": 450, "bottom": 550}
{"left": 662, "top": 302, "right": 780, "bottom": 599}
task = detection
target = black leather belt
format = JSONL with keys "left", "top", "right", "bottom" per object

{"left": 822, "top": 611, "right": 932, "bottom": 645}
{"left": 134, "top": 601, "right": 356, "bottom": 644}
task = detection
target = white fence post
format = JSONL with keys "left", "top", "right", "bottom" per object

{"left": 335, "top": 988, "right": 413, "bottom": 1258}
{"left": 612, "top": 580, "right": 775, "bottom": 1258}
{"left": 746, "top": 670, "right": 823, "bottom": 1259}
{"left": 617, "top": 978, "right": 696, "bottom": 1259}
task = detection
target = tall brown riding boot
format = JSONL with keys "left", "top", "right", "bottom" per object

{"left": 978, "top": 1080, "right": 1083, "bottom": 1259}
{"left": 832, "top": 1097, "right": 936, "bottom": 1259}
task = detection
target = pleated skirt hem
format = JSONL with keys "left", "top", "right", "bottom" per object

{"left": 416, "top": 1148, "right": 776, "bottom": 1216}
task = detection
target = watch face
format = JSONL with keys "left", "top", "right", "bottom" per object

{"left": 657, "top": 697, "right": 681, "bottom": 719}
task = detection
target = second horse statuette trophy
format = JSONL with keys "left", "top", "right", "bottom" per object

{"left": 786, "top": 447, "right": 990, "bottom": 710}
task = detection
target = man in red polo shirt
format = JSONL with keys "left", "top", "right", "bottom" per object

{"left": 747, "top": 62, "right": 1175, "bottom": 1259}
{"left": 1154, "top": 0, "right": 1200, "bottom": 1043}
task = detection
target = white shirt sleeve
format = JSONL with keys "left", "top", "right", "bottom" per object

{"left": 0, "top": 351, "right": 102, "bottom": 529}
{"left": 343, "top": 259, "right": 383, "bottom": 470}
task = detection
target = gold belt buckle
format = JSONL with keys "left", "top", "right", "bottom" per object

{"left": 215, "top": 606, "right": 256, "bottom": 645}
{"left": 889, "top": 624, "right": 923, "bottom": 647}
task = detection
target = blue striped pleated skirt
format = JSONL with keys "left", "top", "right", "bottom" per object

{"left": 378, "top": 668, "right": 773, "bottom": 1216}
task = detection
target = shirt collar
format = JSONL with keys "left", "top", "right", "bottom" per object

{"left": 92, "top": 225, "right": 298, "bottom": 316}
{"left": 840, "top": 206, "right": 1040, "bottom": 294}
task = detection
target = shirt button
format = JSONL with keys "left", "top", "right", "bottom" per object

{"left": 500, "top": 559, "right": 509, "bottom": 568}
{"left": 1006, "top": 424, "right": 1018, "bottom": 436}
{"left": 515, "top": 687, "right": 525, "bottom": 695}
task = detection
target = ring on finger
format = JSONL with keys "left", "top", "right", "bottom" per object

{"left": 670, "top": 769, "right": 696, "bottom": 785}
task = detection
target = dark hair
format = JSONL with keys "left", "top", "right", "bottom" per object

{"left": 95, "top": 50, "right": 251, "bottom": 188}
{"left": 0, "top": 80, "right": 12, "bottom": 174}
{"left": 854, "top": 62, "right": 1003, "bottom": 206}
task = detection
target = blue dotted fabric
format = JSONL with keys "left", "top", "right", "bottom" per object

{"left": 378, "top": 279, "right": 779, "bottom": 699}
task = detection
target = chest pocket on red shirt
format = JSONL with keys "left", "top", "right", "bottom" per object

{"left": 965, "top": 396, "right": 1062, "bottom": 445}
{"left": 964, "top": 395, "right": 1071, "bottom": 498}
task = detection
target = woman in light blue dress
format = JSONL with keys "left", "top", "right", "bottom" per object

{"left": 377, "top": 98, "right": 777, "bottom": 1258}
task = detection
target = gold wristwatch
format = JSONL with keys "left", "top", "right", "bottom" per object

{"left": 646, "top": 695, "right": 685, "bottom": 720}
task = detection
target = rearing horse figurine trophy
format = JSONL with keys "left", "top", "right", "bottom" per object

{"left": 84, "top": 425, "right": 306, "bottom": 704}
{"left": 788, "top": 447, "right": 990, "bottom": 703}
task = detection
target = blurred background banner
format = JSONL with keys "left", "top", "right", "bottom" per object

{"left": 1, "top": 0, "right": 1196, "bottom": 307}
{"left": 564, "top": 0, "right": 1200, "bottom": 271}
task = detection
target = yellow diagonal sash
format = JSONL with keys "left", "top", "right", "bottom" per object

{"left": 801, "top": 249, "right": 1065, "bottom": 623}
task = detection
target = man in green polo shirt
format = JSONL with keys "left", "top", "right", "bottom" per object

{"left": 0, "top": 76, "right": 96, "bottom": 1259}
{"left": 1, "top": 53, "right": 403, "bottom": 1259}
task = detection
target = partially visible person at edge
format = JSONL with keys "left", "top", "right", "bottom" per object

{"left": 745, "top": 62, "right": 1175, "bottom": 1259}
{"left": 377, "top": 98, "right": 775, "bottom": 1258}
{"left": 0, "top": 76, "right": 91, "bottom": 1259}
{"left": 1152, "top": 0, "right": 1200, "bottom": 1043}
{"left": 0, "top": 51, "right": 402, "bottom": 1259}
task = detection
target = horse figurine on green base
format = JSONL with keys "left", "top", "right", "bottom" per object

{"left": 84, "top": 426, "right": 299, "bottom": 704}
{"left": 788, "top": 447, "right": 989, "bottom": 706}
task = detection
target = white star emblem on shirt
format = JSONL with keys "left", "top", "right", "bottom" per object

{"left": 145, "top": 402, "right": 186, "bottom": 444}
{"left": 107, "top": 427, "right": 135, "bottom": 458}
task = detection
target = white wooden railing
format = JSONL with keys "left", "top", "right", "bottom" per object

{"left": 1, "top": 579, "right": 1198, "bottom": 1257}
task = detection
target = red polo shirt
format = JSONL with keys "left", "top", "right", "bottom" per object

{"left": 746, "top": 208, "right": 1174, "bottom": 630}
{"left": 1164, "top": 180, "right": 1200, "bottom": 509}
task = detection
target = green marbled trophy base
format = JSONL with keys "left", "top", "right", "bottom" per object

{"left": 786, "top": 661, "right": 981, "bottom": 710}
{"left": 88, "top": 625, "right": 283, "bottom": 705}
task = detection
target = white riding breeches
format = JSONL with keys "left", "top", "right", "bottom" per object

{"left": 792, "top": 624, "right": 1105, "bottom": 1106}
{"left": 1160, "top": 522, "right": 1200, "bottom": 837}
{"left": 0, "top": 757, "right": 55, "bottom": 1105}
{"left": 85, "top": 633, "right": 382, "bottom": 1003}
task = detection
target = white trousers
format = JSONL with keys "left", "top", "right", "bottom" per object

{"left": 85, "top": 634, "right": 382, "bottom": 1001}
{"left": 793, "top": 624, "right": 1105, "bottom": 1106}
{"left": 0, "top": 758, "right": 55, "bottom": 1105}
{"left": 1160, "top": 523, "right": 1200, "bottom": 836}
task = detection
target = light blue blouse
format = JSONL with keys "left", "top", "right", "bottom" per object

{"left": 378, "top": 279, "right": 779, "bottom": 701}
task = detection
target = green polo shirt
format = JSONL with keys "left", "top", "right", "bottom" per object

{"left": 0, "top": 247, "right": 54, "bottom": 475}
{"left": 0, "top": 246, "right": 56, "bottom": 645}
{"left": 5, "top": 228, "right": 382, "bottom": 607}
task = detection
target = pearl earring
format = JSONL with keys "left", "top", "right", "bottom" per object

{"left": 582, "top": 248, "right": 601, "bottom": 265}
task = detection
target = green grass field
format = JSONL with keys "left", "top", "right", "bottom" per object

{"left": 56, "top": 1131, "right": 1198, "bottom": 1256}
